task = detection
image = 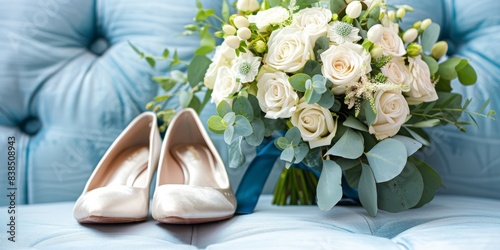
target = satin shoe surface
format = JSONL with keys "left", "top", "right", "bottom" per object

{"left": 152, "top": 108, "right": 236, "bottom": 224}
{"left": 73, "top": 112, "right": 161, "bottom": 223}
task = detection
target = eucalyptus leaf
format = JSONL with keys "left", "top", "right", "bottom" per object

{"left": 233, "top": 97, "right": 254, "bottom": 121}
{"left": 403, "top": 127, "right": 431, "bottom": 146}
{"left": 217, "top": 100, "right": 232, "bottom": 117}
{"left": 276, "top": 137, "right": 289, "bottom": 150}
{"left": 391, "top": 135, "right": 422, "bottom": 156}
{"left": 316, "top": 160, "right": 343, "bottom": 211}
{"left": 344, "top": 163, "right": 362, "bottom": 188}
{"left": 457, "top": 64, "right": 477, "bottom": 85}
{"left": 294, "top": 142, "right": 309, "bottom": 164}
{"left": 178, "top": 91, "right": 193, "bottom": 108}
{"left": 365, "top": 138, "right": 407, "bottom": 183}
{"left": 224, "top": 125, "right": 235, "bottom": 144}
{"left": 421, "top": 23, "right": 440, "bottom": 53}
{"left": 376, "top": 161, "right": 424, "bottom": 212}
{"left": 280, "top": 147, "right": 295, "bottom": 163}
{"left": 289, "top": 73, "right": 310, "bottom": 92}
{"left": 245, "top": 118, "right": 265, "bottom": 146}
{"left": 330, "top": 0, "right": 346, "bottom": 13}
{"left": 233, "top": 115, "right": 253, "bottom": 137}
{"left": 285, "top": 126, "right": 302, "bottom": 146}
{"left": 188, "top": 55, "right": 211, "bottom": 87}
{"left": 188, "top": 95, "right": 202, "bottom": 113}
{"left": 422, "top": 55, "right": 439, "bottom": 75}
{"left": 248, "top": 94, "right": 262, "bottom": 118}
{"left": 229, "top": 137, "right": 246, "bottom": 168}
{"left": 358, "top": 163, "right": 378, "bottom": 217}
{"left": 410, "top": 157, "right": 443, "bottom": 208}
{"left": 361, "top": 100, "right": 377, "bottom": 126}
{"left": 223, "top": 112, "right": 236, "bottom": 125}
{"left": 303, "top": 60, "right": 322, "bottom": 77}
{"left": 317, "top": 90, "right": 335, "bottom": 109}
{"left": 343, "top": 116, "right": 368, "bottom": 132}
{"left": 302, "top": 147, "right": 323, "bottom": 168}
{"left": 335, "top": 157, "right": 360, "bottom": 171}
{"left": 325, "top": 128, "right": 364, "bottom": 159}
{"left": 207, "top": 116, "right": 227, "bottom": 134}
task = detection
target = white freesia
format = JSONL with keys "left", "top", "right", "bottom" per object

{"left": 346, "top": 1, "right": 362, "bottom": 18}
{"left": 369, "top": 89, "right": 410, "bottom": 140}
{"left": 291, "top": 7, "right": 332, "bottom": 43}
{"left": 291, "top": 102, "right": 338, "bottom": 149}
{"left": 231, "top": 52, "right": 261, "bottom": 83}
{"left": 327, "top": 21, "right": 361, "bottom": 44}
{"left": 381, "top": 57, "right": 411, "bottom": 91}
{"left": 204, "top": 42, "right": 236, "bottom": 89}
{"left": 236, "top": 0, "right": 260, "bottom": 12}
{"left": 265, "top": 27, "right": 312, "bottom": 73}
{"left": 406, "top": 56, "right": 438, "bottom": 104}
{"left": 256, "top": 72, "right": 298, "bottom": 119}
{"left": 376, "top": 27, "right": 406, "bottom": 57}
{"left": 211, "top": 66, "right": 241, "bottom": 105}
{"left": 320, "top": 42, "right": 371, "bottom": 94}
{"left": 248, "top": 6, "right": 290, "bottom": 31}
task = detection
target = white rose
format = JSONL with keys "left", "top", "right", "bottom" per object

{"left": 265, "top": 27, "right": 312, "bottom": 73}
{"left": 291, "top": 7, "right": 332, "bottom": 43}
{"left": 204, "top": 42, "right": 236, "bottom": 89}
{"left": 369, "top": 90, "right": 410, "bottom": 140}
{"left": 248, "top": 6, "right": 290, "bottom": 31}
{"left": 320, "top": 42, "right": 371, "bottom": 94}
{"left": 406, "top": 56, "right": 438, "bottom": 105}
{"left": 376, "top": 27, "right": 406, "bottom": 57}
{"left": 256, "top": 72, "right": 298, "bottom": 119}
{"left": 381, "top": 57, "right": 411, "bottom": 91}
{"left": 291, "top": 102, "right": 338, "bottom": 149}
{"left": 211, "top": 66, "right": 241, "bottom": 105}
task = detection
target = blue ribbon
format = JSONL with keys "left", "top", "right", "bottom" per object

{"left": 235, "top": 137, "right": 360, "bottom": 214}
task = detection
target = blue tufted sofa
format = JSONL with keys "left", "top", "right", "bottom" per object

{"left": 1, "top": 0, "right": 499, "bottom": 249}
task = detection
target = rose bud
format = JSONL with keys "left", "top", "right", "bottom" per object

{"left": 346, "top": 1, "right": 362, "bottom": 19}
{"left": 254, "top": 40, "right": 267, "bottom": 53}
{"left": 236, "top": 0, "right": 260, "bottom": 13}
{"left": 367, "top": 24, "right": 384, "bottom": 43}
{"left": 234, "top": 15, "right": 250, "bottom": 28}
{"left": 222, "top": 24, "right": 236, "bottom": 35}
{"left": 396, "top": 8, "right": 406, "bottom": 19}
{"left": 406, "top": 43, "right": 422, "bottom": 57}
{"left": 431, "top": 41, "right": 448, "bottom": 60}
{"left": 370, "top": 45, "right": 384, "bottom": 59}
{"left": 225, "top": 35, "right": 240, "bottom": 49}
{"left": 388, "top": 10, "right": 396, "bottom": 21}
{"left": 403, "top": 28, "right": 418, "bottom": 43}
{"left": 237, "top": 27, "right": 252, "bottom": 40}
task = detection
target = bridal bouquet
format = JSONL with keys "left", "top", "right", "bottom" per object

{"left": 135, "top": 0, "right": 495, "bottom": 216}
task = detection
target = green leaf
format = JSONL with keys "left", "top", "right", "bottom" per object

{"left": 162, "top": 48, "right": 169, "bottom": 58}
{"left": 303, "top": 60, "right": 322, "bottom": 77}
{"left": 302, "top": 147, "right": 323, "bottom": 168}
{"left": 268, "top": 0, "right": 281, "bottom": 7}
{"left": 128, "top": 41, "right": 144, "bottom": 57}
{"left": 316, "top": 160, "right": 343, "bottom": 211}
{"left": 194, "top": 45, "right": 215, "bottom": 55}
{"left": 317, "top": 90, "right": 335, "bottom": 109}
{"left": 305, "top": 88, "right": 322, "bottom": 104}
{"left": 248, "top": 94, "right": 262, "bottom": 118}
{"left": 314, "top": 36, "right": 330, "bottom": 56}
{"left": 335, "top": 158, "right": 360, "bottom": 171}
{"left": 403, "top": 127, "right": 431, "bottom": 146}
{"left": 145, "top": 56, "right": 156, "bottom": 68}
{"left": 361, "top": 100, "right": 377, "bottom": 126}
{"left": 376, "top": 161, "right": 424, "bottom": 212}
{"left": 365, "top": 138, "right": 407, "bottom": 183}
{"left": 358, "top": 163, "right": 378, "bottom": 217}
{"left": 437, "top": 57, "right": 463, "bottom": 80}
{"left": 285, "top": 126, "right": 302, "bottom": 146}
{"left": 422, "top": 55, "right": 439, "bottom": 75}
{"left": 208, "top": 115, "right": 227, "bottom": 134}
{"left": 343, "top": 116, "right": 368, "bottom": 132}
{"left": 153, "top": 94, "right": 170, "bottom": 102}
{"left": 223, "top": 112, "right": 236, "bottom": 125}
{"left": 152, "top": 77, "right": 177, "bottom": 92}
{"left": 178, "top": 91, "right": 193, "bottom": 108}
{"left": 187, "top": 55, "right": 211, "bottom": 87}
{"left": 344, "top": 163, "right": 362, "bottom": 188}
{"left": 280, "top": 147, "right": 295, "bottom": 163}
{"left": 233, "top": 115, "right": 253, "bottom": 137}
{"left": 391, "top": 135, "right": 422, "bottom": 156}
{"left": 330, "top": 0, "right": 346, "bottom": 14}
{"left": 188, "top": 95, "right": 202, "bottom": 113}
{"left": 217, "top": 100, "right": 232, "bottom": 117}
{"left": 275, "top": 137, "right": 289, "bottom": 150}
{"left": 325, "top": 128, "right": 364, "bottom": 159}
{"left": 457, "top": 64, "right": 477, "bottom": 85}
{"left": 233, "top": 97, "right": 254, "bottom": 121}
{"left": 221, "top": 0, "right": 230, "bottom": 22}
{"left": 289, "top": 73, "right": 311, "bottom": 92}
{"left": 421, "top": 23, "right": 440, "bottom": 53}
{"left": 224, "top": 125, "right": 235, "bottom": 144}
{"left": 293, "top": 142, "right": 309, "bottom": 164}
{"left": 410, "top": 157, "right": 443, "bottom": 208}
{"left": 229, "top": 137, "right": 246, "bottom": 168}
{"left": 245, "top": 118, "right": 265, "bottom": 147}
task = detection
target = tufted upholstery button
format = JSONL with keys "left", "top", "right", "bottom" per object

{"left": 88, "top": 37, "right": 109, "bottom": 56}
{"left": 20, "top": 117, "right": 42, "bottom": 135}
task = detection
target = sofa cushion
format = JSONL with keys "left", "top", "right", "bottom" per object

{"left": 1, "top": 195, "right": 500, "bottom": 249}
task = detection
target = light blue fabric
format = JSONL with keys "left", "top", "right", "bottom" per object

{"left": 2, "top": 195, "right": 500, "bottom": 249}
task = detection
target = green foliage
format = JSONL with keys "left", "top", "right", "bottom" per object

{"left": 421, "top": 23, "right": 440, "bottom": 53}
{"left": 187, "top": 55, "right": 211, "bottom": 87}
{"left": 325, "top": 128, "right": 364, "bottom": 159}
{"left": 316, "top": 160, "right": 343, "bottom": 211}
{"left": 365, "top": 138, "right": 407, "bottom": 183}
{"left": 410, "top": 157, "right": 443, "bottom": 208}
{"left": 358, "top": 163, "right": 378, "bottom": 217}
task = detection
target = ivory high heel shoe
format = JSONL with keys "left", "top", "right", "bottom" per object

{"left": 73, "top": 112, "right": 161, "bottom": 223}
{"left": 152, "top": 108, "right": 236, "bottom": 224}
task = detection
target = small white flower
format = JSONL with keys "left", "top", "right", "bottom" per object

{"left": 237, "top": 27, "right": 252, "bottom": 40}
{"left": 367, "top": 24, "right": 383, "bottom": 43}
{"left": 327, "top": 21, "right": 361, "bottom": 44}
{"left": 346, "top": 1, "right": 362, "bottom": 19}
{"left": 225, "top": 35, "right": 240, "bottom": 49}
{"left": 212, "top": 66, "right": 241, "bottom": 105}
{"left": 222, "top": 25, "right": 236, "bottom": 35}
{"left": 234, "top": 16, "right": 250, "bottom": 29}
{"left": 236, "top": 0, "right": 260, "bottom": 12}
{"left": 248, "top": 6, "right": 290, "bottom": 31}
{"left": 403, "top": 28, "right": 418, "bottom": 43}
{"left": 231, "top": 52, "right": 262, "bottom": 83}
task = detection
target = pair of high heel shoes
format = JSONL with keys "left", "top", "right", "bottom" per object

{"left": 73, "top": 109, "right": 236, "bottom": 224}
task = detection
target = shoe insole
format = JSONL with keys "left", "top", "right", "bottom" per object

{"left": 171, "top": 144, "right": 220, "bottom": 188}
{"left": 97, "top": 146, "right": 149, "bottom": 188}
